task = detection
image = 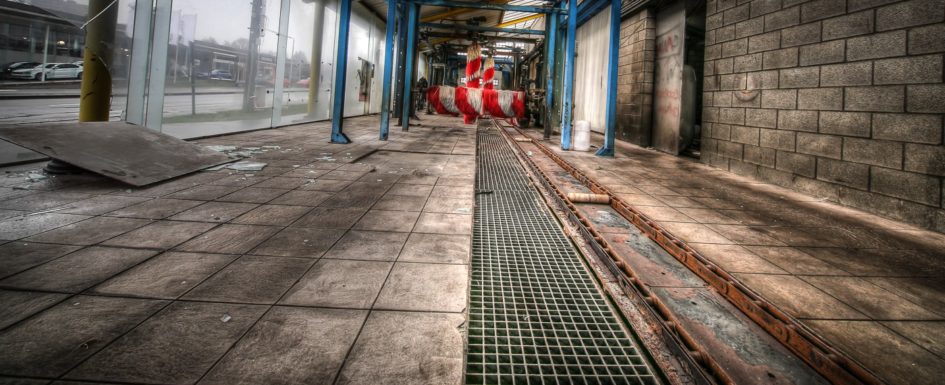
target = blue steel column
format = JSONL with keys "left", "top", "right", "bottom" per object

{"left": 400, "top": 2, "right": 419, "bottom": 130}
{"left": 560, "top": 0, "right": 576, "bottom": 150}
{"left": 543, "top": 11, "right": 557, "bottom": 140}
{"left": 379, "top": 0, "right": 397, "bottom": 140}
{"left": 595, "top": 0, "right": 619, "bottom": 157}
{"left": 330, "top": 0, "right": 353, "bottom": 143}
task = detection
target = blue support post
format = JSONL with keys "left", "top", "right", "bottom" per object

{"left": 330, "top": 0, "right": 353, "bottom": 143}
{"left": 596, "top": 0, "right": 619, "bottom": 157}
{"left": 400, "top": 1, "right": 418, "bottom": 130}
{"left": 560, "top": 0, "right": 576, "bottom": 150}
{"left": 379, "top": 0, "right": 397, "bottom": 140}
{"left": 543, "top": 11, "right": 557, "bottom": 140}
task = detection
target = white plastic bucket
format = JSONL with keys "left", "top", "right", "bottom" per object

{"left": 573, "top": 120, "right": 591, "bottom": 151}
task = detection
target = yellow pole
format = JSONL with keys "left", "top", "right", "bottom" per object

{"left": 78, "top": 0, "right": 118, "bottom": 122}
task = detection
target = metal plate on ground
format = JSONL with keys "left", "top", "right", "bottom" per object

{"left": 0, "top": 122, "right": 231, "bottom": 186}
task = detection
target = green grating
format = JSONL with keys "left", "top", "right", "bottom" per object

{"left": 467, "top": 125, "right": 663, "bottom": 385}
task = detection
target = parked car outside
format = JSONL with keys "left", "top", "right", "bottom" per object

{"left": 1, "top": 62, "right": 41, "bottom": 80}
{"left": 10, "top": 63, "right": 83, "bottom": 80}
{"left": 209, "top": 69, "right": 232, "bottom": 80}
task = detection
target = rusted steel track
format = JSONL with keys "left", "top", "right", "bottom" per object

{"left": 498, "top": 122, "right": 884, "bottom": 385}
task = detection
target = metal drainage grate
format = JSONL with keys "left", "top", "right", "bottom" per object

{"left": 467, "top": 124, "right": 662, "bottom": 385}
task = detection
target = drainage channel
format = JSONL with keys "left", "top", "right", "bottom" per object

{"left": 467, "top": 123, "right": 663, "bottom": 385}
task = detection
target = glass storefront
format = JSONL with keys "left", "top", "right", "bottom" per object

{"left": 0, "top": 0, "right": 388, "bottom": 165}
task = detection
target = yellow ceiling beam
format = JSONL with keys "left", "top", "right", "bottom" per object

{"left": 423, "top": 14, "right": 544, "bottom": 47}
{"left": 495, "top": 13, "right": 543, "bottom": 28}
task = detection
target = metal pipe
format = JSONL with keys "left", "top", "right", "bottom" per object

{"left": 307, "top": 0, "right": 326, "bottom": 115}
{"left": 379, "top": 0, "right": 397, "bottom": 140}
{"left": 543, "top": 11, "right": 557, "bottom": 139}
{"left": 419, "top": 22, "right": 544, "bottom": 35}
{"left": 412, "top": 0, "right": 560, "bottom": 13}
{"left": 596, "top": 0, "right": 619, "bottom": 157}
{"left": 330, "top": 0, "right": 353, "bottom": 143}
{"left": 560, "top": 0, "right": 576, "bottom": 150}
{"left": 79, "top": 0, "right": 118, "bottom": 122}
{"left": 400, "top": 2, "right": 418, "bottom": 130}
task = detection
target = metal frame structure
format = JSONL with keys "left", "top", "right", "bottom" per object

{"left": 559, "top": 0, "right": 576, "bottom": 150}
{"left": 596, "top": 0, "right": 620, "bottom": 156}
{"left": 330, "top": 0, "right": 353, "bottom": 143}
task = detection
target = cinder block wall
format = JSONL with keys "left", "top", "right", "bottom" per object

{"left": 617, "top": 9, "right": 656, "bottom": 146}
{"left": 701, "top": 0, "right": 945, "bottom": 232}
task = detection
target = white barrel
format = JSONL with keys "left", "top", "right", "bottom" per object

{"left": 573, "top": 120, "right": 591, "bottom": 151}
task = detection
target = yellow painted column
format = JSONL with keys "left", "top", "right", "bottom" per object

{"left": 78, "top": 0, "right": 118, "bottom": 122}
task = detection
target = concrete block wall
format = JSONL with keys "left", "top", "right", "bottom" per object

{"left": 616, "top": 9, "right": 656, "bottom": 146}
{"left": 701, "top": 0, "right": 945, "bottom": 232}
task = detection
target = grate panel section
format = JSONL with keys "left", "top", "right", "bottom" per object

{"left": 467, "top": 126, "right": 662, "bottom": 385}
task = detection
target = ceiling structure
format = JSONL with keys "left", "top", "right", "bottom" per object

{"left": 358, "top": 0, "right": 552, "bottom": 54}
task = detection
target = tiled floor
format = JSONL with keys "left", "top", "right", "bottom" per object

{"left": 0, "top": 115, "right": 473, "bottom": 385}
{"left": 526, "top": 130, "right": 945, "bottom": 385}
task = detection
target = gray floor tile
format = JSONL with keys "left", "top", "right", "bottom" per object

{"left": 0, "top": 246, "right": 159, "bottom": 293}
{"left": 335, "top": 311, "right": 464, "bottom": 385}
{"left": 398, "top": 233, "right": 471, "bottom": 264}
{"left": 322, "top": 231, "right": 408, "bottom": 261}
{"left": 0, "top": 213, "right": 91, "bottom": 241}
{"left": 0, "top": 289, "right": 68, "bottom": 329}
{"left": 103, "top": 220, "right": 217, "bottom": 249}
{"left": 198, "top": 307, "right": 367, "bottom": 385}
{"left": 92, "top": 252, "right": 238, "bottom": 299}
{"left": 168, "top": 202, "right": 258, "bottom": 223}
{"left": 230, "top": 204, "right": 312, "bottom": 226}
{"left": 165, "top": 185, "right": 242, "bottom": 201}
{"left": 0, "top": 295, "right": 166, "bottom": 378}
{"left": 412, "top": 213, "right": 472, "bottom": 235}
{"left": 65, "top": 301, "right": 266, "bottom": 385}
{"left": 183, "top": 255, "right": 312, "bottom": 304}
{"left": 375, "top": 263, "right": 468, "bottom": 313}
{"left": 175, "top": 224, "right": 280, "bottom": 254}
{"left": 373, "top": 194, "right": 427, "bottom": 212}
{"left": 353, "top": 210, "right": 420, "bottom": 233}
{"left": 251, "top": 227, "right": 346, "bottom": 258}
{"left": 216, "top": 187, "right": 289, "bottom": 204}
{"left": 25, "top": 217, "right": 151, "bottom": 246}
{"left": 268, "top": 190, "right": 334, "bottom": 206}
{"left": 106, "top": 198, "right": 203, "bottom": 219}
{"left": 0, "top": 242, "right": 81, "bottom": 279}
{"left": 54, "top": 195, "right": 151, "bottom": 216}
{"left": 281, "top": 259, "right": 392, "bottom": 309}
{"left": 292, "top": 207, "right": 367, "bottom": 229}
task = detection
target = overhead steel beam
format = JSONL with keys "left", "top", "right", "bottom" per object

{"left": 330, "top": 0, "right": 353, "bottom": 143}
{"left": 596, "top": 0, "right": 619, "bottom": 157}
{"left": 412, "top": 0, "right": 561, "bottom": 13}
{"left": 496, "top": 13, "right": 544, "bottom": 28}
{"left": 420, "top": 22, "right": 544, "bottom": 35}
{"left": 560, "top": 0, "right": 576, "bottom": 150}
{"left": 420, "top": 0, "right": 511, "bottom": 22}
{"left": 421, "top": 31, "right": 539, "bottom": 43}
{"left": 379, "top": 0, "right": 397, "bottom": 140}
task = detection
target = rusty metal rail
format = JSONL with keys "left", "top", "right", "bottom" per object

{"left": 498, "top": 122, "right": 884, "bottom": 385}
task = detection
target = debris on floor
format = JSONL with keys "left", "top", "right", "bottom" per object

{"left": 227, "top": 161, "right": 268, "bottom": 171}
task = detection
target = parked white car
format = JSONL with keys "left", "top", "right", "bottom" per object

{"left": 10, "top": 63, "right": 83, "bottom": 80}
